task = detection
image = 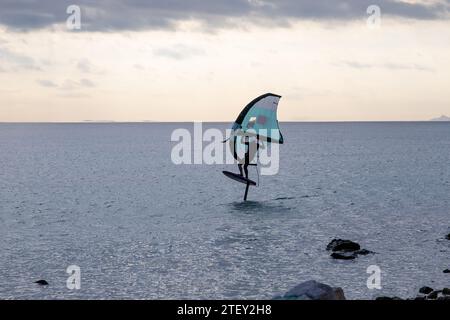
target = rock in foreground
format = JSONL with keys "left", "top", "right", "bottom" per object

{"left": 416, "top": 287, "right": 450, "bottom": 300}
{"left": 375, "top": 296, "right": 403, "bottom": 300}
{"left": 419, "top": 286, "right": 433, "bottom": 295}
{"left": 34, "top": 280, "right": 49, "bottom": 286}
{"left": 427, "top": 291, "right": 439, "bottom": 299}
{"left": 276, "top": 280, "right": 346, "bottom": 300}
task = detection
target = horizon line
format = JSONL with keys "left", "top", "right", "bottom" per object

{"left": 0, "top": 120, "right": 449, "bottom": 124}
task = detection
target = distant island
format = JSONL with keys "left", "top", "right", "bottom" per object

{"left": 430, "top": 115, "right": 450, "bottom": 121}
{"left": 83, "top": 120, "right": 116, "bottom": 123}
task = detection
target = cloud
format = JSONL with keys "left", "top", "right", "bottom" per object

{"left": 76, "top": 58, "right": 105, "bottom": 75}
{"left": 335, "top": 60, "right": 435, "bottom": 72}
{"left": 37, "top": 79, "right": 58, "bottom": 87}
{"left": 38, "top": 78, "right": 96, "bottom": 91}
{"left": 80, "top": 78, "right": 95, "bottom": 87}
{"left": 0, "top": 1, "right": 448, "bottom": 32}
{"left": 0, "top": 46, "right": 41, "bottom": 71}
{"left": 336, "top": 61, "right": 375, "bottom": 69}
{"left": 153, "top": 44, "right": 204, "bottom": 60}
{"left": 60, "top": 79, "right": 80, "bottom": 91}
{"left": 61, "top": 79, "right": 96, "bottom": 90}
{"left": 382, "top": 62, "right": 435, "bottom": 72}
{"left": 57, "top": 92, "right": 91, "bottom": 99}
{"left": 77, "top": 58, "right": 93, "bottom": 73}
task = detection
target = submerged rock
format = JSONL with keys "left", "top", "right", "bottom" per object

{"left": 446, "top": 233, "right": 450, "bottom": 240}
{"left": 355, "top": 249, "right": 375, "bottom": 255}
{"left": 34, "top": 280, "right": 49, "bottom": 286}
{"left": 443, "top": 269, "right": 450, "bottom": 274}
{"left": 419, "top": 286, "right": 434, "bottom": 295}
{"left": 331, "top": 252, "right": 357, "bottom": 260}
{"left": 278, "top": 280, "right": 346, "bottom": 300}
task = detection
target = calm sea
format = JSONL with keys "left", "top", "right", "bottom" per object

{"left": 0, "top": 122, "right": 449, "bottom": 299}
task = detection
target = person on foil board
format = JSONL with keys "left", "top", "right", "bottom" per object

{"left": 232, "top": 119, "right": 265, "bottom": 180}
{"left": 222, "top": 93, "right": 283, "bottom": 200}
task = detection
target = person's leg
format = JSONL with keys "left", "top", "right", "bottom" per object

{"left": 244, "top": 149, "right": 250, "bottom": 178}
{"left": 238, "top": 164, "right": 243, "bottom": 176}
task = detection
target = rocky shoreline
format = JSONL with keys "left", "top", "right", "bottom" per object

{"left": 274, "top": 234, "right": 450, "bottom": 300}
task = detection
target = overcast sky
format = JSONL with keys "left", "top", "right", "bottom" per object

{"left": 1, "top": 0, "right": 449, "bottom": 121}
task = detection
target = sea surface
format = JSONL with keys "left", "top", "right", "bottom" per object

{"left": 0, "top": 122, "right": 449, "bottom": 299}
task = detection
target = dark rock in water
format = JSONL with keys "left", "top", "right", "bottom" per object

{"left": 442, "top": 288, "right": 450, "bottom": 295}
{"left": 331, "top": 252, "right": 357, "bottom": 260}
{"left": 427, "top": 291, "right": 439, "bottom": 300}
{"left": 375, "top": 296, "right": 403, "bottom": 300}
{"left": 327, "top": 239, "right": 360, "bottom": 252}
{"left": 419, "top": 286, "right": 433, "bottom": 295}
{"left": 446, "top": 233, "right": 450, "bottom": 240}
{"left": 34, "top": 280, "right": 49, "bottom": 286}
{"left": 280, "top": 280, "right": 346, "bottom": 300}
{"left": 443, "top": 269, "right": 450, "bottom": 274}
{"left": 327, "top": 239, "right": 375, "bottom": 260}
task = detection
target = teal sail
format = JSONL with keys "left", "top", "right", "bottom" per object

{"left": 230, "top": 93, "right": 284, "bottom": 144}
